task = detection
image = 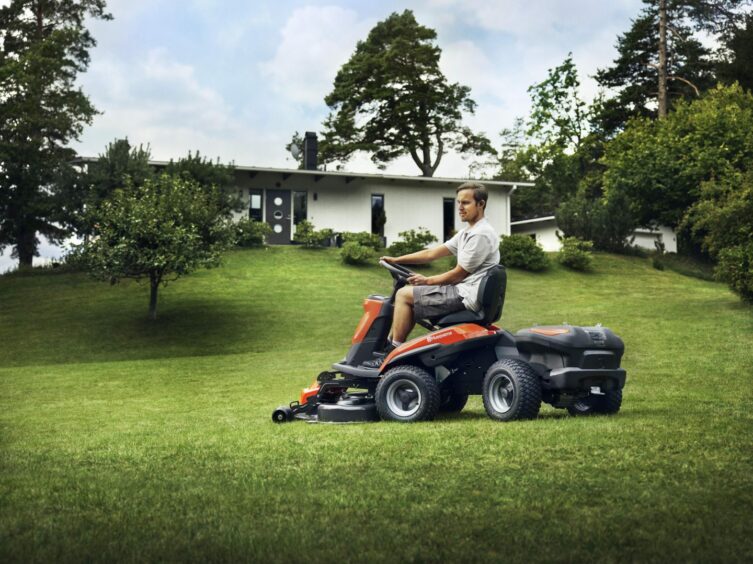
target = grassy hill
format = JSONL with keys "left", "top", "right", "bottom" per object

{"left": 1, "top": 247, "right": 752, "bottom": 562}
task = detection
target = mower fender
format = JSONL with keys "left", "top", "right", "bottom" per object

{"left": 380, "top": 323, "right": 500, "bottom": 373}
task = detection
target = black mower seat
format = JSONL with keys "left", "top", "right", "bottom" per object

{"left": 431, "top": 265, "right": 507, "bottom": 328}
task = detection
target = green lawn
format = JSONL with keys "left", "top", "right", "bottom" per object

{"left": 1, "top": 247, "right": 752, "bottom": 562}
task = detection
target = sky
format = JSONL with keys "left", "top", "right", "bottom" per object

{"left": 2, "top": 0, "right": 647, "bottom": 271}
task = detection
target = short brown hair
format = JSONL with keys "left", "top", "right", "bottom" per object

{"left": 456, "top": 182, "right": 488, "bottom": 207}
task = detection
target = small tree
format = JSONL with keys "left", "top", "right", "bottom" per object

{"left": 75, "top": 174, "right": 236, "bottom": 320}
{"left": 556, "top": 188, "right": 637, "bottom": 252}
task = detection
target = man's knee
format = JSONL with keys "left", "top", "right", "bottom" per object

{"left": 396, "top": 286, "right": 414, "bottom": 306}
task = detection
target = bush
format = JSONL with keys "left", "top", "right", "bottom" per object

{"left": 715, "top": 242, "right": 753, "bottom": 303}
{"left": 556, "top": 189, "right": 637, "bottom": 253}
{"left": 236, "top": 218, "right": 272, "bottom": 247}
{"left": 387, "top": 227, "right": 437, "bottom": 256}
{"left": 558, "top": 237, "right": 593, "bottom": 271}
{"left": 340, "top": 242, "right": 375, "bottom": 265}
{"left": 498, "top": 235, "right": 549, "bottom": 271}
{"left": 341, "top": 231, "right": 384, "bottom": 251}
{"left": 293, "top": 220, "right": 334, "bottom": 248}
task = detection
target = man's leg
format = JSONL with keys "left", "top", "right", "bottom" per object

{"left": 391, "top": 286, "right": 415, "bottom": 343}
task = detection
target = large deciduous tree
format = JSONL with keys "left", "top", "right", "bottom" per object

{"left": 602, "top": 84, "right": 753, "bottom": 231}
{"left": 320, "top": 10, "right": 493, "bottom": 177}
{"left": 75, "top": 174, "right": 237, "bottom": 320}
{"left": 0, "top": 0, "right": 110, "bottom": 268}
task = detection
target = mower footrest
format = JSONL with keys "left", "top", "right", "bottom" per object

{"left": 332, "top": 363, "right": 380, "bottom": 379}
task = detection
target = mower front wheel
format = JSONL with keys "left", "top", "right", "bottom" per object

{"left": 272, "top": 406, "right": 293, "bottom": 423}
{"left": 376, "top": 365, "right": 440, "bottom": 422}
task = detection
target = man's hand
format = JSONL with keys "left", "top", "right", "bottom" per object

{"left": 407, "top": 273, "right": 429, "bottom": 286}
{"left": 380, "top": 256, "right": 397, "bottom": 263}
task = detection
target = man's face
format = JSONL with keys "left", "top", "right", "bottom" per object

{"left": 457, "top": 189, "right": 483, "bottom": 223}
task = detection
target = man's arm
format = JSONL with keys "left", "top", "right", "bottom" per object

{"left": 407, "top": 264, "right": 469, "bottom": 287}
{"left": 381, "top": 244, "right": 451, "bottom": 265}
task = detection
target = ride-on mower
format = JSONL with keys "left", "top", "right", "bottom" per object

{"left": 272, "top": 260, "right": 626, "bottom": 423}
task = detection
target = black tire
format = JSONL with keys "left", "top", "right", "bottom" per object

{"left": 376, "top": 365, "right": 440, "bottom": 422}
{"left": 482, "top": 359, "right": 541, "bottom": 421}
{"left": 272, "top": 406, "right": 293, "bottom": 423}
{"left": 439, "top": 390, "right": 469, "bottom": 413}
{"left": 567, "top": 388, "right": 622, "bottom": 416}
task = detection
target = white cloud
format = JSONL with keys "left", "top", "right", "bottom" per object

{"left": 75, "top": 48, "right": 259, "bottom": 163}
{"left": 423, "top": 0, "right": 641, "bottom": 37}
{"left": 259, "top": 5, "right": 371, "bottom": 106}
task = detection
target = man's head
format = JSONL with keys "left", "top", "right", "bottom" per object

{"left": 456, "top": 182, "right": 488, "bottom": 224}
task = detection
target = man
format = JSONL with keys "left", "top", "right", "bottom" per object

{"left": 367, "top": 182, "right": 500, "bottom": 366}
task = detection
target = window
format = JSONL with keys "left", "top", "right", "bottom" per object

{"left": 249, "top": 189, "right": 263, "bottom": 221}
{"left": 443, "top": 197, "right": 455, "bottom": 241}
{"left": 371, "top": 194, "right": 385, "bottom": 236}
{"left": 293, "top": 191, "right": 307, "bottom": 225}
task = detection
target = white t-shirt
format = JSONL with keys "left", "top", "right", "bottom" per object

{"left": 444, "top": 217, "right": 500, "bottom": 311}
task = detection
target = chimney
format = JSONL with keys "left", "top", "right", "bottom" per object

{"left": 303, "top": 131, "right": 318, "bottom": 170}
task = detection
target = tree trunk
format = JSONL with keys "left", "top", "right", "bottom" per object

{"left": 16, "top": 228, "right": 36, "bottom": 269}
{"left": 149, "top": 272, "right": 160, "bottom": 320}
{"left": 658, "top": 0, "right": 668, "bottom": 118}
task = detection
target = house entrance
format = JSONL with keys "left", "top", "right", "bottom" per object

{"left": 266, "top": 189, "right": 291, "bottom": 244}
{"left": 443, "top": 197, "right": 455, "bottom": 241}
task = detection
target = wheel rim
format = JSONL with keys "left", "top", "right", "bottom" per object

{"left": 385, "top": 378, "right": 422, "bottom": 417}
{"left": 488, "top": 372, "right": 515, "bottom": 414}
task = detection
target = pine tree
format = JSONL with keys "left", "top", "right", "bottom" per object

{"left": 0, "top": 0, "right": 110, "bottom": 268}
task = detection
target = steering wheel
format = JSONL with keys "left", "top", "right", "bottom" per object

{"left": 379, "top": 259, "right": 416, "bottom": 281}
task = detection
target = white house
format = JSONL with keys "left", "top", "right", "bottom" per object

{"left": 228, "top": 166, "right": 529, "bottom": 245}
{"left": 510, "top": 215, "right": 678, "bottom": 253}
{"left": 76, "top": 155, "right": 531, "bottom": 246}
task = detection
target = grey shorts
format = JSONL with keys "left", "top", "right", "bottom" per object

{"left": 413, "top": 285, "right": 466, "bottom": 320}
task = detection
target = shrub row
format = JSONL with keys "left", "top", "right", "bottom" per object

{"left": 243, "top": 221, "right": 599, "bottom": 274}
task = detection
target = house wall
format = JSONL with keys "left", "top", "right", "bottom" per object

{"left": 232, "top": 171, "right": 511, "bottom": 245}
{"left": 632, "top": 225, "right": 677, "bottom": 253}
{"left": 510, "top": 220, "right": 560, "bottom": 251}
{"left": 511, "top": 220, "right": 677, "bottom": 254}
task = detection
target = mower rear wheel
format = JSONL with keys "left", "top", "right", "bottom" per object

{"left": 482, "top": 359, "right": 541, "bottom": 421}
{"left": 376, "top": 365, "right": 440, "bottom": 422}
{"left": 439, "top": 390, "right": 469, "bottom": 413}
{"left": 567, "top": 388, "right": 622, "bottom": 416}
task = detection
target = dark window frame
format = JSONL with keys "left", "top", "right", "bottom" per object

{"left": 371, "top": 193, "right": 385, "bottom": 236}
{"left": 443, "top": 197, "right": 455, "bottom": 241}
{"left": 293, "top": 190, "right": 307, "bottom": 225}
{"left": 249, "top": 189, "right": 263, "bottom": 222}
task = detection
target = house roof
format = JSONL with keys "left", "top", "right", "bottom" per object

{"left": 73, "top": 156, "right": 534, "bottom": 192}
{"left": 510, "top": 215, "right": 556, "bottom": 226}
